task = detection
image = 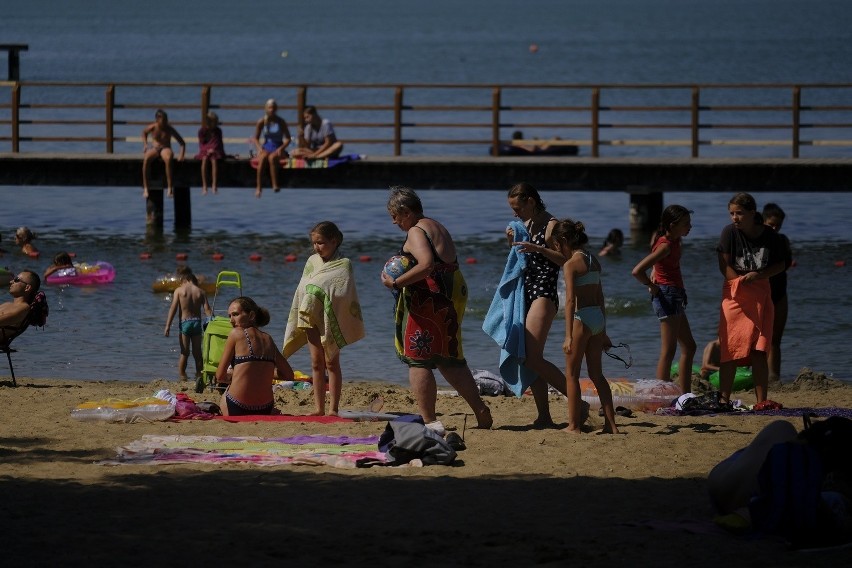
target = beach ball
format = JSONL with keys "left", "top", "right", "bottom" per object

{"left": 383, "top": 255, "right": 415, "bottom": 280}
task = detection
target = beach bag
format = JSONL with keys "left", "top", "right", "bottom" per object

{"left": 30, "top": 291, "right": 49, "bottom": 327}
{"left": 378, "top": 419, "right": 457, "bottom": 466}
{"left": 748, "top": 441, "right": 824, "bottom": 546}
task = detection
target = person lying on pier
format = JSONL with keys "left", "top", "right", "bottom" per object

{"left": 252, "top": 98, "right": 291, "bottom": 198}
{"left": 142, "top": 109, "right": 186, "bottom": 199}
{"left": 196, "top": 111, "right": 226, "bottom": 195}
{"left": 290, "top": 105, "right": 344, "bottom": 159}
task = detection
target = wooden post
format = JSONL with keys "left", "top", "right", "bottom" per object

{"left": 394, "top": 86, "right": 403, "bottom": 156}
{"left": 201, "top": 85, "right": 211, "bottom": 124}
{"left": 0, "top": 44, "right": 28, "bottom": 81}
{"left": 11, "top": 82, "right": 20, "bottom": 153}
{"left": 297, "top": 86, "right": 307, "bottom": 126}
{"left": 691, "top": 87, "right": 700, "bottom": 158}
{"left": 105, "top": 84, "right": 115, "bottom": 154}
{"left": 792, "top": 86, "right": 801, "bottom": 159}
{"left": 591, "top": 88, "right": 600, "bottom": 158}
{"left": 173, "top": 186, "right": 191, "bottom": 230}
{"left": 628, "top": 188, "right": 663, "bottom": 234}
{"left": 491, "top": 87, "right": 501, "bottom": 156}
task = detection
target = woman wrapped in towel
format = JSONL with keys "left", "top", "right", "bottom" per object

{"left": 380, "top": 186, "right": 492, "bottom": 434}
{"left": 283, "top": 221, "right": 365, "bottom": 416}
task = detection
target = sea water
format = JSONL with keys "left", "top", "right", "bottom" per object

{"left": 1, "top": 0, "right": 851, "bottom": 383}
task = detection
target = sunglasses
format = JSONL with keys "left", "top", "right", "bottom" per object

{"left": 604, "top": 343, "right": 633, "bottom": 369}
{"left": 12, "top": 276, "right": 30, "bottom": 286}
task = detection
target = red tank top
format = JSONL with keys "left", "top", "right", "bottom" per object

{"left": 652, "top": 236, "right": 684, "bottom": 289}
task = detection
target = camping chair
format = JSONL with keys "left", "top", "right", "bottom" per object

{"left": 197, "top": 271, "right": 242, "bottom": 393}
{"left": 1, "top": 291, "right": 48, "bottom": 387}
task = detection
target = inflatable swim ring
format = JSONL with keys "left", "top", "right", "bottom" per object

{"left": 70, "top": 397, "right": 174, "bottom": 423}
{"left": 46, "top": 261, "right": 116, "bottom": 286}
{"left": 151, "top": 274, "right": 217, "bottom": 294}
{"left": 580, "top": 378, "right": 682, "bottom": 412}
{"left": 669, "top": 363, "right": 754, "bottom": 391}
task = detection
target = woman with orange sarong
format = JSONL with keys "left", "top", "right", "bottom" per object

{"left": 716, "top": 193, "right": 787, "bottom": 407}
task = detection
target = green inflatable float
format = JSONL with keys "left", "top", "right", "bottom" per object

{"left": 670, "top": 363, "right": 754, "bottom": 391}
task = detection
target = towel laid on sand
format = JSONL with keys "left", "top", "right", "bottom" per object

{"left": 283, "top": 253, "right": 365, "bottom": 362}
{"left": 101, "top": 434, "right": 384, "bottom": 468}
{"left": 719, "top": 277, "right": 774, "bottom": 364}
{"left": 482, "top": 220, "right": 537, "bottom": 397}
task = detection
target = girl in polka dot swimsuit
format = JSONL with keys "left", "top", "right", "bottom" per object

{"left": 506, "top": 182, "right": 569, "bottom": 427}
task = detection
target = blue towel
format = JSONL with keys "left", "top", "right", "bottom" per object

{"left": 482, "top": 220, "right": 538, "bottom": 397}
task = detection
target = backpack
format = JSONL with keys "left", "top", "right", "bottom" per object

{"left": 378, "top": 418, "right": 457, "bottom": 466}
{"left": 30, "top": 291, "right": 49, "bottom": 327}
{"left": 749, "top": 416, "right": 852, "bottom": 548}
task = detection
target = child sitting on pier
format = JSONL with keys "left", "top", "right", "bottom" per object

{"left": 196, "top": 111, "right": 226, "bottom": 195}
{"left": 142, "top": 109, "right": 186, "bottom": 199}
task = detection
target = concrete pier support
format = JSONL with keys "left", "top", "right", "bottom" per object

{"left": 173, "top": 186, "right": 191, "bottom": 230}
{"left": 145, "top": 186, "right": 191, "bottom": 230}
{"left": 628, "top": 189, "right": 663, "bottom": 233}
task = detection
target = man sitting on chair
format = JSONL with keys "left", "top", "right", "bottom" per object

{"left": 0, "top": 270, "right": 40, "bottom": 328}
{"left": 291, "top": 105, "right": 344, "bottom": 159}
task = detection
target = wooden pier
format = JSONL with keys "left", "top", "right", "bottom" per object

{"left": 3, "top": 153, "right": 852, "bottom": 231}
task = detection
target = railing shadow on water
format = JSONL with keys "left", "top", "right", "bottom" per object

{"left": 2, "top": 81, "right": 852, "bottom": 158}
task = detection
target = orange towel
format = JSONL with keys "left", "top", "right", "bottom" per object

{"left": 718, "top": 277, "right": 774, "bottom": 364}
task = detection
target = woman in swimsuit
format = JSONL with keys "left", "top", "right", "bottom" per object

{"left": 252, "top": 99, "right": 291, "bottom": 198}
{"left": 553, "top": 218, "right": 618, "bottom": 434}
{"left": 215, "top": 296, "right": 294, "bottom": 416}
{"left": 506, "top": 182, "right": 568, "bottom": 427}
{"left": 380, "top": 186, "right": 492, "bottom": 434}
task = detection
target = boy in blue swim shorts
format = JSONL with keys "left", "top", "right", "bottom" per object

{"left": 164, "top": 266, "right": 212, "bottom": 379}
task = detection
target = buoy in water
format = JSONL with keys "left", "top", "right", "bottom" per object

{"left": 359, "top": 255, "right": 372, "bottom": 262}
{"left": 835, "top": 260, "right": 846, "bottom": 267}
{"left": 465, "top": 257, "right": 478, "bottom": 264}
{"left": 176, "top": 253, "right": 188, "bottom": 261}
{"left": 212, "top": 253, "right": 225, "bottom": 261}
{"left": 529, "top": 43, "right": 539, "bottom": 53}
{"left": 285, "top": 254, "right": 298, "bottom": 263}
{"left": 249, "top": 253, "right": 262, "bottom": 262}
{"left": 139, "top": 252, "right": 152, "bottom": 260}
{"left": 27, "top": 251, "right": 40, "bottom": 258}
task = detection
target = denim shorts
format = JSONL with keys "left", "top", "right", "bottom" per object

{"left": 652, "top": 284, "right": 686, "bottom": 320}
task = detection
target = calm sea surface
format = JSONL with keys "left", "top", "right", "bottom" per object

{"left": 2, "top": 0, "right": 851, "bottom": 384}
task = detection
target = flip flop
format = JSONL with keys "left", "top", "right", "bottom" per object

{"left": 599, "top": 406, "right": 634, "bottom": 418}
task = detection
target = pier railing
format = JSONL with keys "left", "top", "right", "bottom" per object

{"left": 2, "top": 81, "right": 852, "bottom": 158}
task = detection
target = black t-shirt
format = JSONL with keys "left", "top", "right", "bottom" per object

{"left": 717, "top": 224, "right": 785, "bottom": 275}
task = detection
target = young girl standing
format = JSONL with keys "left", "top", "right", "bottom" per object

{"left": 553, "top": 219, "right": 618, "bottom": 434}
{"left": 631, "top": 205, "right": 696, "bottom": 394}
{"left": 283, "top": 221, "right": 365, "bottom": 415}
{"left": 716, "top": 193, "right": 787, "bottom": 406}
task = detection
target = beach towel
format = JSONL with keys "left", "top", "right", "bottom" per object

{"left": 283, "top": 253, "right": 365, "bottom": 362}
{"left": 101, "top": 434, "right": 385, "bottom": 469}
{"left": 249, "top": 154, "right": 360, "bottom": 170}
{"left": 718, "top": 277, "right": 774, "bottom": 364}
{"left": 394, "top": 257, "right": 468, "bottom": 368}
{"left": 482, "top": 220, "right": 537, "bottom": 397}
{"left": 216, "top": 414, "right": 352, "bottom": 423}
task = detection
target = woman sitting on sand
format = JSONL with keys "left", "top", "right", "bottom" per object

{"left": 216, "top": 296, "right": 294, "bottom": 416}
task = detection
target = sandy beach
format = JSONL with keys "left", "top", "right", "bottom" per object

{"left": 2, "top": 370, "right": 850, "bottom": 566}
